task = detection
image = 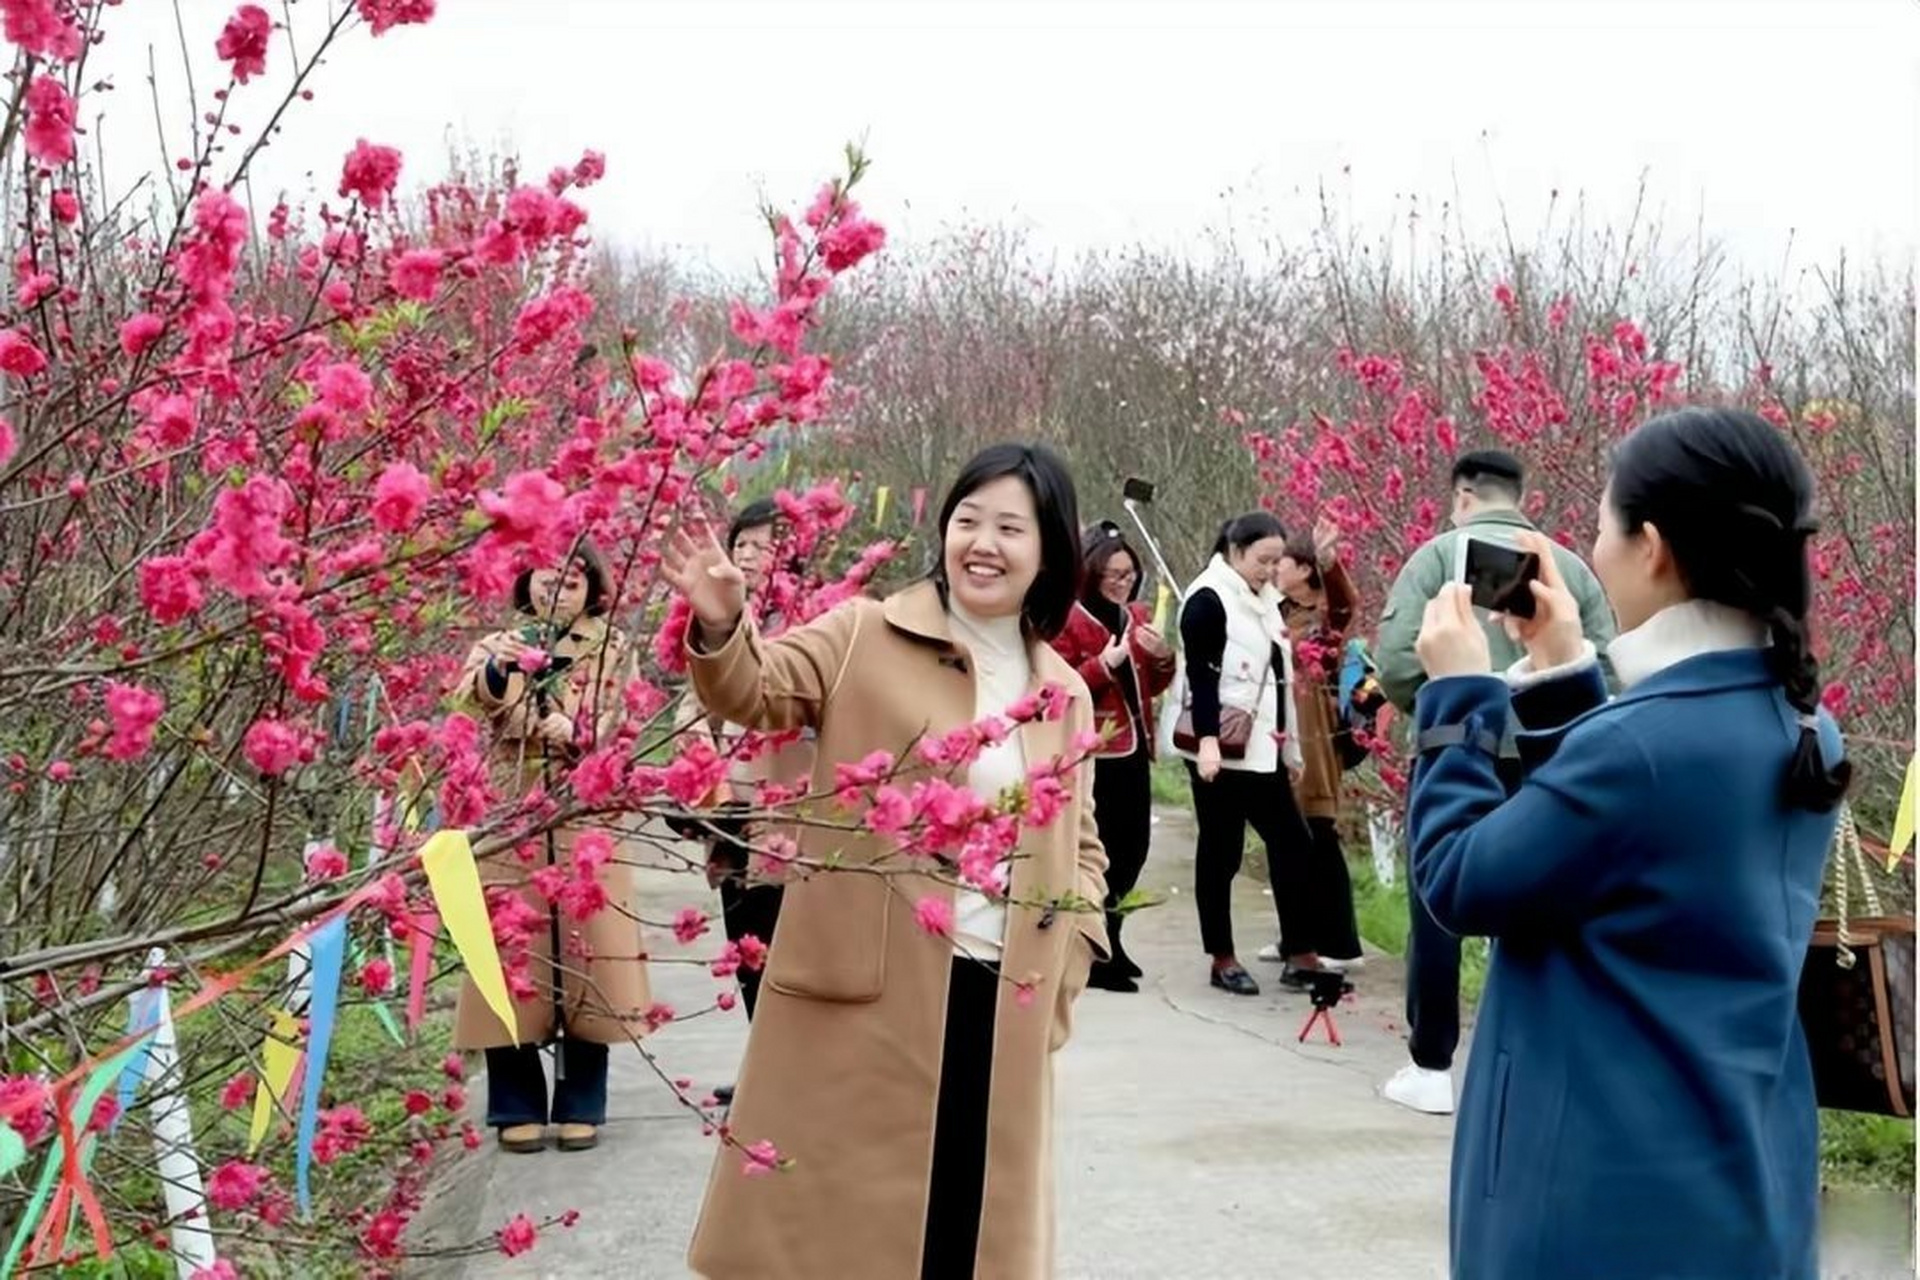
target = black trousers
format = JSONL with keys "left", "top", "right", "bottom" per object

{"left": 1275, "top": 816, "right": 1363, "bottom": 961}
{"left": 1090, "top": 747, "right": 1152, "bottom": 971}
{"left": 1405, "top": 755, "right": 1520, "bottom": 1070}
{"left": 709, "top": 820, "right": 785, "bottom": 1021}
{"left": 920, "top": 958, "right": 998, "bottom": 1280}
{"left": 1186, "top": 763, "right": 1320, "bottom": 959}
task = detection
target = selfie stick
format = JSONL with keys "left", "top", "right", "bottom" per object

{"left": 1122, "top": 496, "right": 1183, "bottom": 600}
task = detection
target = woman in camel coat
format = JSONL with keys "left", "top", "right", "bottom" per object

{"left": 1263, "top": 517, "right": 1363, "bottom": 970}
{"left": 450, "top": 542, "right": 650, "bottom": 1154}
{"left": 667, "top": 443, "right": 1108, "bottom": 1280}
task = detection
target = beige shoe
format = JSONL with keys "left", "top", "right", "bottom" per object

{"left": 556, "top": 1123, "right": 599, "bottom": 1152}
{"left": 498, "top": 1124, "right": 546, "bottom": 1153}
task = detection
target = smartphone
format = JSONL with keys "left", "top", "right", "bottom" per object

{"left": 1454, "top": 536, "right": 1540, "bottom": 619}
{"left": 1123, "top": 477, "right": 1156, "bottom": 504}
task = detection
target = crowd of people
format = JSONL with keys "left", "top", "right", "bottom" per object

{"left": 450, "top": 407, "right": 1851, "bottom": 1279}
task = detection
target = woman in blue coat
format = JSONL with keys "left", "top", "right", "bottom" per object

{"left": 1407, "top": 406, "right": 1851, "bottom": 1280}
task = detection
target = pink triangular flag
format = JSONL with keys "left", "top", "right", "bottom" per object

{"left": 406, "top": 911, "right": 440, "bottom": 1037}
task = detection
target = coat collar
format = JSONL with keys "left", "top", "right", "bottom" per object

{"left": 1609, "top": 646, "right": 1778, "bottom": 707}
{"left": 1456, "top": 507, "right": 1536, "bottom": 533}
{"left": 1516, "top": 647, "right": 1781, "bottom": 772}
{"left": 881, "top": 579, "right": 1076, "bottom": 681}
{"left": 1607, "top": 600, "right": 1767, "bottom": 691}
{"left": 881, "top": 578, "right": 1079, "bottom": 787}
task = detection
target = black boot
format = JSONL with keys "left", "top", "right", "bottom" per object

{"left": 1087, "top": 961, "right": 1139, "bottom": 993}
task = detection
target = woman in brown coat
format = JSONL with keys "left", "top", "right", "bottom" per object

{"left": 450, "top": 542, "right": 650, "bottom": 1154}
{"left": 664, "top": 443, "right": 1108, "bottom": 1280}
{"left": 1260, "top": 516, "right": 1364, "bottom": 977}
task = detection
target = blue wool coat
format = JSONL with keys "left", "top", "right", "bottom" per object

{"left": 1408, "top": 649, "right": 1844, "bottom": 1280}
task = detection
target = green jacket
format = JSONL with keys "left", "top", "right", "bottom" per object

{"left": 1375, "top": 507, "right": 1617, "bottom": 717}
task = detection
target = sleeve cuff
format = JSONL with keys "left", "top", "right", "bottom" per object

{"left": 1504, "top": 642, "right": 1599, "bottom": 691}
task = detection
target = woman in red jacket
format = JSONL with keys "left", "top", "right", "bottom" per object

{"left": 1052, "top": 523, "right": 1177, "bottom": 991}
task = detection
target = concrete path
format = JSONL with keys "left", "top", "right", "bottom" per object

{"left": 409, "top": 810, "right": 1915, "bottom": 1279}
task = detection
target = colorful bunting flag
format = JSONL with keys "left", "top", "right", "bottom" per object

{"left": 294, "top": 916, "right": 347, "bottom": 1218}
{"left": 420, "top": 830, "right": 516, "bottom": 1043}
{"left": 248, "top": 1008, "right": 303, "bottom": 1155}
{"left": 1890, "top": 751, "right": 1917, "bottom": 870}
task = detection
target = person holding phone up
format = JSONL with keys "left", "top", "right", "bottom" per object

{"left": 1050, "top": 522, "right": 1177, "bottom": 992}
{"left": 1372, "top": 449, "right": 1616, "bottom": 1116}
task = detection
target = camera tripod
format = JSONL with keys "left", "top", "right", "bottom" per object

{"left": 1295, "top": 970, "right": 1352, "bottom": 1046}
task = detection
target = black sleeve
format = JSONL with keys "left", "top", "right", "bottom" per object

{"left": 1179, "top": 588, "right": 1228, "bottom": 739}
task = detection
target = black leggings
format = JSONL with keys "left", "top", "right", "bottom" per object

{"left": 1185, "top": 763, "right": 1326, "bottom": 960}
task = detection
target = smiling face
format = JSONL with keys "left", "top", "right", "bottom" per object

{"left": 526, "top": 560, "right": 590, "bottom": 624}
{"left": 1096, "top": 547, "right": 1140, "bottom": 606}
{"left": 943, "top": 474, "right": 1041, "bottom": 620}
{"left": 1227, "top": 535, "right": 1289, "bottom": 591}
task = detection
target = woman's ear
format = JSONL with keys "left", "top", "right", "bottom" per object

{"left": 1640, "top": 520, "right": 1677, "bottom": 582}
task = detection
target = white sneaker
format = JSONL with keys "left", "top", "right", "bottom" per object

{"left": 1256, "top": 942, "right": 1284, "bottom": 963}
{"left": 1382, "top": 1063, "right": 1455, "bottom": 1115}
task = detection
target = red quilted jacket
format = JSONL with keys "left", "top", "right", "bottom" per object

{"left": 1051, "top": 600, "right": 1177, "bottom": 759}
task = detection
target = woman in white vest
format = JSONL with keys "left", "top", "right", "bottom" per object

{"left": 1168, "top": 512, "right": 1345, "bottom": 997}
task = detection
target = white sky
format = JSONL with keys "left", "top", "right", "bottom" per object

{"left": 78, "top": 0, "right": 1919, "bottom": 279}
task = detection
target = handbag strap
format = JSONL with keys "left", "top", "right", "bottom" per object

{"left": 1830, "top": 801, "right": 1882, "bottom": 970}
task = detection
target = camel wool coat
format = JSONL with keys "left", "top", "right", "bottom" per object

{"left": 1282, "top": 559, "right": 1358, "bottom": 822}
{"left": 685, "top": 580, "right": 1110, "bottom": 1280}
{"left": 449, "top": 621, "right": 651, "bottom": 1049}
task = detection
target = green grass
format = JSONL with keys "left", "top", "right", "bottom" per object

{"left": 1148, "top": 757, "right": 1189, "bottom": 806}
{"left": 1820, "top": 1111, "right": 1917, "bottom": 1191}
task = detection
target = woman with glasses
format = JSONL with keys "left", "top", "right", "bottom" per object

{"left": 1051, "top": 523, "right": 1176, "bottom": 991}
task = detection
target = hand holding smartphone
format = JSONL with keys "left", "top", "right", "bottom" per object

{"left": 1453, "top": 536, "right": 1541, "bottom": 620}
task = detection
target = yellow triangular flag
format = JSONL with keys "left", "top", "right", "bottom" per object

{"left": 249, "top": 1007, "right": 303, "bottom": 1154}
{"left": 1152, "top": 582, "right": 1172, "bottom": 634}
{"left": 420, "top": 829, "right": 519, "bottom": 1044}
{"left": 1888, "top": 751, "right": 1917, "bottom": 869}
{"left": 874, "top": 485, "right": 891, "bottom": 525}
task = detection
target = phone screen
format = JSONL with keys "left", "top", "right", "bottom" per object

{"left": 1458, "top": 538, "right": 1540, "bottom": 619}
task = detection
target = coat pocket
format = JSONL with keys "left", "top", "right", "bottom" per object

{"left": 1486, "top": 1051, "right": 1513, "bottom": 1201}
{"left": 763, "top": 873, "right": 889, "bottom": 1004}
{"left": 1049, "top": 936, "right": 1096, "bottom": 1052}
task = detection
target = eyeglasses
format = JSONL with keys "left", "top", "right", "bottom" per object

{"left": 1101, "top": 568, "right": 1139, "bottom": 584}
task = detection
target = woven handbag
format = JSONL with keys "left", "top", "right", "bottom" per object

{"left": 1796, "top": 802, "right": 1916, "bottom": 1117}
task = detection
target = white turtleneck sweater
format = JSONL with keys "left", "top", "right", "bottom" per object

{"left": 946, "top": 601, "right": 1030, "bottom": 962}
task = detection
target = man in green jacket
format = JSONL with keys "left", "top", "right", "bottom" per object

{"left": 1374, "top": 448, "right": 1617, "bottom": 1116}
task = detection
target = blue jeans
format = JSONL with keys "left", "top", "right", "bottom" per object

{"left": 484, "top": 1040, "right": 608, "bottom": 1127}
